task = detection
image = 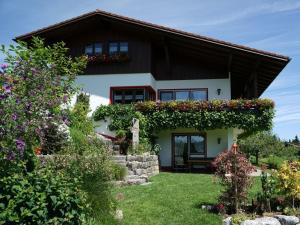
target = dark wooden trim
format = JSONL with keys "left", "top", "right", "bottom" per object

{"left": 109, "top": 85, "right": 156, "bottom": 104}
{"left": 158, "top": 88, "right": 208, "bottom": 101}
{"left": 171, "top": 132, "right": 207, "bottom": 169}
{"left": 228, "top": 53, "right": 233, "bottom": 74}
{"left": 15, "top": 10, "right": 290, "bottom": 62}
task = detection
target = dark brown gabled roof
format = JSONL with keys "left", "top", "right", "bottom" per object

{"left": 15, "top": 9, "right": 291, "bottom": 98}
{"left": 16, "top": 9, "right": 290, "bottom": 62}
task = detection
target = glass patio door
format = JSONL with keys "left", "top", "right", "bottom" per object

{"left": 172, "top": 134, "right": 206, "bottom": 169}
{"left": 173, "top": 135, "right": 188, "bottom": 168}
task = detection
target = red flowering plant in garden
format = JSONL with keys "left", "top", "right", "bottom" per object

{"left": 212, "top": 144, "right": 256, "bottom": 214}
{"left": 0, "top": 37, "right": 87, "bottom": 175}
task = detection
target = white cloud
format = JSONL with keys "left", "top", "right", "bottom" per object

{"left": 186, "top": 0, "right": 300, "bottom": 27}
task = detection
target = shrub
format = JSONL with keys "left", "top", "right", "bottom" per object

{"left": 256, "top": 166, "right": 277, "bottom": 212}
{"left": 127, "top": 141, "right": 152, "bottom": 155}
{"left": 38, "top": 119, "right": 70, "bottom": 154}
{"left": 111, "top": 163, "right": 128, "bottom": 180}
{"left": 276, "top": 161, "right": 300, "bottom": 208}
{"left": 68, "top": 93, "right": 93, "bottom": 136}
{"left": 69, "top": 127, "right": 90, "bottom": 155}
{"left": 231, "top": 213, "right": 254, "bottom": 225}
{"left": 52, "top": 136, "right": 117, "bottom": 222}
{"left": 264, "top": 156, "right": 285, "bottom": 169}
{"left": 212, "top": 146, "right": 255, "bottom": 213}
{"left": 0, "top": 166, "right": 88, "bottom": 224}
{"left": 0, "top": 37, "right": 86, "bottom": 170}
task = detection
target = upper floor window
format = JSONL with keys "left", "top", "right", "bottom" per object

{"left": 94, "top": 43, "right": 103, "bottom": 55}
{"left": 159, "top": 89, "right": 208, "bottom": 101}
{"left": 109, "top": 42, "right": 129, "bottom": 56}
{"left": 85, "top": 43, "right": 102, "bottom": 55}
{"left": 111, "top": 86, "right": 155, "bottom": 104}
{"left": 109, "top": 42, "right": 119, "bottom": 55}
{"left": 120, "top": 42, "right": 129, "bottom": 53}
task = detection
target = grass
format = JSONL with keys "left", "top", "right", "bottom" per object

{"left": 113, "top": 172, "right": 261, "bottom": 225}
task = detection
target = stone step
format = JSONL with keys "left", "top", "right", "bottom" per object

{"left": 126, "top": 175, "right": 140, "bottom": 180}
{"left": 113, "top": 145, "right": 120, "bottom": 150}
{"left": 114, "top": 163, "right": 127, "bottom": 167}
{"left": 112, "top": 155, "right": 127, "bottom": 161}
{"left": 126, "top": 178, "right": 147, "bottom": 185}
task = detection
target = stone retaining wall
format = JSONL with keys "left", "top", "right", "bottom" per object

{"left": 126, "top": 154, "right": 159, "bottom": 177}
{"left": 113, "top": 154, "right": 159, "bottom": 185}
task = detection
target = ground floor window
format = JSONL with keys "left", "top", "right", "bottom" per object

{"left": 110, "top": 86, "right": 156, "bottom": 104}
{"left": 172, "top": 133, "right": 206, "bottom": 168}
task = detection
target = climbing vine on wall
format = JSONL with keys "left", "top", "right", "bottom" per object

{"left": 93, "top": 99, "right": 275, "bottom": 140}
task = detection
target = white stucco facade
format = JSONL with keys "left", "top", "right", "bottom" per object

{"left": 73, "top": 73, "right": 156, "bottom": 112}
{"left": 156, "top": 128, "right": 240, "bottom": 167}
{"left": 74, "top": 73, "right": 231, "bottom": 113}
{"left": 156, "top": 78, "right": 231, "bottom": 100}
{"left": 74, "top": 73, "right": 237, "bottom": 165}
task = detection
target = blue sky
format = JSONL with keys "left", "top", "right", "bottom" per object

{"left": 1, "top": 0, "right": 299, "bottom": 140}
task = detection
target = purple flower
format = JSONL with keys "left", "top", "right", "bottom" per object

{"left": 0, "top": 94, "right": 6, "bottom": 100}
{"left": 3, "top": 84, "right": 12, "bottom": 93}
{"left": 62, "top": 115, "right": 69, "bottom": 125}
{"left": 16, "top": 125, "right": 25, "bottom": 131}
{"left": 31, "top": 68, "right": 37, "bottom": 74}
{"left": 63, "top": 95, "right": 68, "bottom": 103}
{"left": 1, "top": 64, "right": 8, "bottom": 70}
{"left": 12, "top": 113, "right": 17, "bottom": 121}
{"left": 16, "top": 139, "right": 25, "bottom": 151}
{"left": 6, "top": 151, "right": 16, "bottom": 161}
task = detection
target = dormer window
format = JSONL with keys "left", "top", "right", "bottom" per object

{"left": 85, "top": 44, "right": 93, "bottom": 55}
{"left": 120, "top": 42, "right": 128, "bottom": 53}
{"left": 109, "top": 42, "right": 119, "bottom": 55}
{"left": 94, "top": 43, "right": 103, "bottom": 55}
{"left": 85, "top": 43, "right": 102, "bottom": 55}
{"left": 109, "top": 42, "right": 129, "bottom": 56}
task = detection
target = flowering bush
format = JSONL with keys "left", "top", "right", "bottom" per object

{"left": 276, "top": 161, "right": 300, "bottom": 208}
{"left": 0, "top": 37, "right": 86, "bottom": 174}
{"left": 212, "top": 145, "right": 255, "bottom": 213}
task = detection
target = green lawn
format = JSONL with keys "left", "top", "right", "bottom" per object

{"left": 114, "top": 172, "right": 261, "bottom": 225}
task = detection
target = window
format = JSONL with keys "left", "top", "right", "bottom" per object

{"left": 109, "top": 42, "right": 129, "bottom": 56}
{"left": 85, "top": 44, "right": 93, "bottom": 55}
{"left": 112, "top": 89, "right": 145, "bottom": 104}
{"left": 94, "top": 43, "right": 103, "bottom": 55}
{"left": 173, "top": 133, "right": 206, "bottom": 168}
{"left": 111, "top": 87, "right": 155, "bottom": 104}
{"left": 85, "top": 43, "right": 102, "bottom": 55}
{"left": 120, "top": 42, "right": 129, "bottom": 53}
{"left": 159, "top": 89, "right": 207, "bottom": 101}
{"left": 160, "top": 91, "right": 173, "bottom": 101}
{"left": 175, "top": 91, "right": 189, "bottom": 101}
{"left": 190, "top": 135, "right": 205, "bottom": 156}
{"left": 109, "top": 42, "right": 119, "bottom": 55}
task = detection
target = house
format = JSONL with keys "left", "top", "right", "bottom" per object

{"left": 16, "top": 9, "right": 290, "bottom": 170}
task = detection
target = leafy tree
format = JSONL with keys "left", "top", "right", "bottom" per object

{"left": 213, "top": 146, "right": 255, "bottom": 213}
{"left": 239, "top": 132, "right": 299, "bottom": 165}
{"left": 292, "top": 135, "right": 300, "bottom": 145}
